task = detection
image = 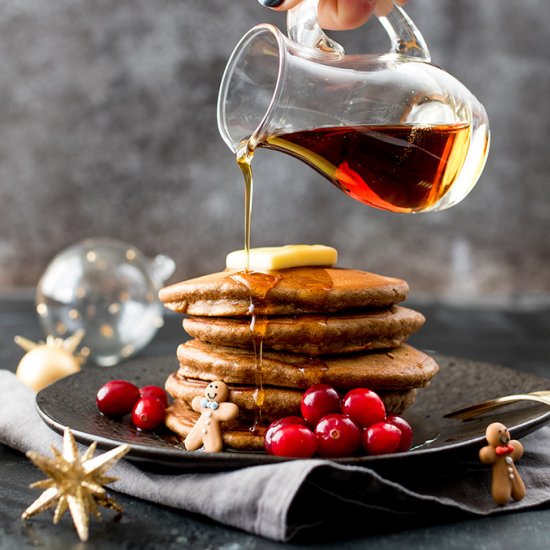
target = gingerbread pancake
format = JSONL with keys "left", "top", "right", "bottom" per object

{"left": 165, "top": 373, "right": 417, "bottom": 422}
{"left": 159, "top": 267, "right": 409, "bottom": 316}
{"left": 183, "top": 306, "right": 424, "bottom": 355}
{"left": 165, "top": 400, "right": 266, "bottom": 451}
{"left": 176, "top": 340, "right": 439, "bottom": 390}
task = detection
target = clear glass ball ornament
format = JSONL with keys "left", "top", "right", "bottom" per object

{"left": 36, "top": 238, "right": 175, "bottom": 367}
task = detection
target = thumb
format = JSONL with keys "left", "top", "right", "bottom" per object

{"left": 257, "top": 0, "right": 377, "bottom": 31}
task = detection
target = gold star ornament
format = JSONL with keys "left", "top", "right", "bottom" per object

{"left": 22, "top": 427, "right": 130, "bottom": 542}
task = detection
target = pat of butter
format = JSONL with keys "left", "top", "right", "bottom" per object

{"left": 226, "top": 245, "right": 338, "bottom": 271}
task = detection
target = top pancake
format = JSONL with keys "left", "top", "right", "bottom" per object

{"left": 159, "top": 267, "right": 409, "bottom": 316}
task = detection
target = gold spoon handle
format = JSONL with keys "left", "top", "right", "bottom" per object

{"left": 444, "top": 392, "right": 550, "bottom": 420}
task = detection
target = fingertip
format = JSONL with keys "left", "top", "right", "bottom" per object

{"left": 317, "top": 0, "right": 376, "bottom": 31}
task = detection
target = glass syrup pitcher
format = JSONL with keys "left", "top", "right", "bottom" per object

{"left": 217, "top": 0, "right": 489, "bottom": 214}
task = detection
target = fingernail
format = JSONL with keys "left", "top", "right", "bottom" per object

{"left": 257, "top": 0, "right": 285, "bottom": 8}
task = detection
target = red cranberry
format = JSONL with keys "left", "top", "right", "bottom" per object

{"left": 264, "top": 416, "right": 310, "bottom": 454}
{"left": 268, "top": 424, "right": 318, "bottom": 458}
{"left": 315, "top": 414, "right": 361, "bottom": 457}
{"left": 386, "top": 415, "right": 414, "bottom": 452}
{"left": 139, "top": 385, "right": 168, "bottom": 408}
{"left": 131, "top": 397, "right": 166, "bottom": 431}
{"left": 96, "top": 380, "right": 140, "bottom": 417}
{"left": 341, "top": 388, "right": 386, "bottom": 428}
{"left": 362, "top": 422, "right": 402, "bottom": 455}
{"left": 301, "top": 384, "right": 341, "bottom": 425}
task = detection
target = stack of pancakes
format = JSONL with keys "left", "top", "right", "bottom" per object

{"left": 159, "top": 267, "right": 439, "bottom": 451}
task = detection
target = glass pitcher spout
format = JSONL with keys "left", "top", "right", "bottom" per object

{"left": 217, "top": 0, "right": 489, "bottom": 213}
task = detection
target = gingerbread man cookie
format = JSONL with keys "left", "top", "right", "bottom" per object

{"left": 479, "top": 422, "right": 526, "bottom": 505}
{"left": 184, "top": 381, "right": 239, "bottom": 453}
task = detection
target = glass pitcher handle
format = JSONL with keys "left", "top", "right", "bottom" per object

{"left": 287, "top": 0, "right": 431, "bottom": 62}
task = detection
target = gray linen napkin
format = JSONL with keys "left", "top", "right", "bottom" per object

{"left": 1, "top": 369, "right": 549, "bottom": 541}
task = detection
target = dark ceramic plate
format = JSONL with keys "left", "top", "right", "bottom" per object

{"left": 36, "top": 354, "right": 550, "bottom": 472}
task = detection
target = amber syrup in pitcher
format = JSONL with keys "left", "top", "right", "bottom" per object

{"left": 263, "top": 122, "right": 472, "bottom": 213}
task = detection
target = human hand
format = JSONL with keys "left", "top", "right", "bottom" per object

{"left": 257, "top": 0, "right": 409, "bottom": 31}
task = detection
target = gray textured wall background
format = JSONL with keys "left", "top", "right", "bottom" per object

{"left": 0, "top": 0, "right": 549, "bottom": 302}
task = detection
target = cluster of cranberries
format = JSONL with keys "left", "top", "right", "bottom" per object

{"left": 265, "top": 384, "right": 413, "bottom": 458}
{"left": 96, "top": 380, "right": 168, "bottom": 431}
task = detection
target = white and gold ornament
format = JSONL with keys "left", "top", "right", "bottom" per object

{"left": 15, "top": 330, "right": 85, "bottom": 392}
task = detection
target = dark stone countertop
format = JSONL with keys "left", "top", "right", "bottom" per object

{"left": 1, "top": 297, "right": 550, "bottom": 549}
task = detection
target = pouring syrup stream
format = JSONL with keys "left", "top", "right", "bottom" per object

{"left": 233, "top": 141, "right": 273, "bottom": 429}
{"left": 236, "top": 141, "right": 254, "bottom": 272}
